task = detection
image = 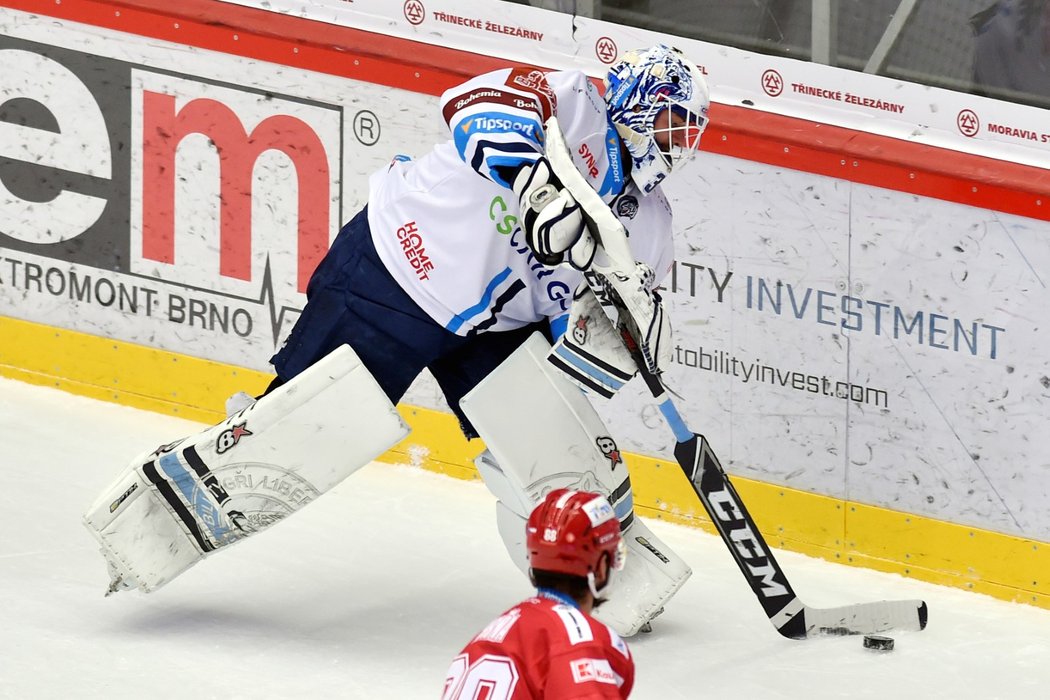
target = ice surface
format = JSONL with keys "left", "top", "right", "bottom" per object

{"left": 1, "top": 377, "right": 1047, "bottom": 699}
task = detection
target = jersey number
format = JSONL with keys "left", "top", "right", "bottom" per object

{"left": 442, "top": 653, "right": 520, "bottom": 700}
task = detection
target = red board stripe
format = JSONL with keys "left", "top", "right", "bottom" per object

{"left": 10, "top": 0, "right": 1050, "bottom": 220}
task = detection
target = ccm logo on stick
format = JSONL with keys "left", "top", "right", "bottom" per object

{"left": 707, "top": 486, "right": 789, "bottom": 598}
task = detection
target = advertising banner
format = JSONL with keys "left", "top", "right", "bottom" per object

{"left": 220, "top": 0, "right": 1050, "bottom": 170}
{"left": 0, "top": 19, "right": 441, "bottom": 370}
{"left": 636, "top": 158, "right": 1050, "bottom": 540}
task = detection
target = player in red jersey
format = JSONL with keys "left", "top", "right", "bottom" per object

{"left": 442, "top": 488, "right": 633, "bottom": 699}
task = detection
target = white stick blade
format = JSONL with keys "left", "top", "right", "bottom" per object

{"left": 804, "top": 600, "right": 928, "bottom": 636}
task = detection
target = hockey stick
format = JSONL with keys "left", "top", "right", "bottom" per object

{"left": 542, "top": 117, "right": 928, "bottom": 639}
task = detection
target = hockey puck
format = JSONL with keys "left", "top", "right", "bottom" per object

{"left": 862, "top": 634, "right": 894, "bottom": 651}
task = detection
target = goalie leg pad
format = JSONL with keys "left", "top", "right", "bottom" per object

{"left": 83, "top": 344, "right": 410, "bottom": 593}
{"left": 594, "top": 518, "right": 691, "bottom": 636}
{"left": 485, "top": 478, "right": 691, "bottom": 637}
{"left": 495, "top": 500, "right": 531, "bottom": 576}
{"left": 460, "top": 332, "right": 691, "bottom": 636}
{"left": 462, "top": 333, "right": 635, "bottom": 529}
{"left": 474, "top": 448, "right": 533, "bottom": 520}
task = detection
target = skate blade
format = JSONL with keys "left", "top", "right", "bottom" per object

{"left": 103, "top": 554, "right": 138, "bottom": 596}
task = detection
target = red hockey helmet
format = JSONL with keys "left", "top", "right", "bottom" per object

{"left": 526, "top": 489, "right": 625, "bottom": 594}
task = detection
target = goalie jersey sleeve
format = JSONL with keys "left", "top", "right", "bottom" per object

{"left": 438, "top": 67, "right": 553, "bottom": 188}
{"left": 442, "top": 595, "right": 634, "bottom": 699}
{"left": 366, "top": 67, "right": 674, "bottom": 338}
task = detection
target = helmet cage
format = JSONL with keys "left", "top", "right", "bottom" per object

{"left": 645, "top": 95, "right": 708, "bottom": 174}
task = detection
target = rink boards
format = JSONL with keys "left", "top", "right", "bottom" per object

{"left": 0, "top": 0, "right": 1048, "bottom": 610}
{"left": 4, "top": 314, "right": 1047, "bottom": 610}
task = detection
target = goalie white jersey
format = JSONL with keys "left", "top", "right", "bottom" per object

{"left": 367, "top": 67, "right": 674, "bottom": 337}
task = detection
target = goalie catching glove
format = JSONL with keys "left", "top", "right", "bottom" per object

{"left": 512, "top": 157, "right": 595, "bottom": 270}
{"left": 549, "top": 265, "right": 672, "bottom": 397}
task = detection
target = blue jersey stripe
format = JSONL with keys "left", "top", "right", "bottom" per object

{"left": 445, "top": 267, "right": 513, "bottom": 334}
{"left": 470, "top": 279, "right": 527, "bottom": 334}
{"left": 467, "top": 140, "right": 539, "bottom": 187}
{"left": 549, "top": 313, "right": 569, "bottom": 340}
{"left": 486, "top": 153, "right": 541, "bottom": 188}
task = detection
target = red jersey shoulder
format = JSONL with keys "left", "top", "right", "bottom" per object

{"left": 516, "top": 597, "right": 629, "bottom": 651}
{"left": 445, "top": 597, "right": 633, "bottom": 700}
{"left": 521, "top": 597, "right": 634, "bottom": 698}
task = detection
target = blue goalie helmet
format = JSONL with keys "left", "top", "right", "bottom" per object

{"left": 604, "top": 44, "right": 710, "bottom": 194}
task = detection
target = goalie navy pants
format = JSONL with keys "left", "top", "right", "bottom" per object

{"left": 270, "top": 207, "right": 552, "bottom": 438}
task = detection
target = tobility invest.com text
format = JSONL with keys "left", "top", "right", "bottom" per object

{"left": 673, "top": 345, "right": 889, "bottom": 409}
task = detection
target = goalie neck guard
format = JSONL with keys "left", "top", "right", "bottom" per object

{"left": 604, "top": 44, "right": 710, "bottom": 195}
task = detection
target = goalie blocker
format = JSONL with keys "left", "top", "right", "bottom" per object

{"left": 83, "top": 345, "right": 409, "bottom": 594}
{"left": 460, "top": 332, "right": 691, "bottom": 637}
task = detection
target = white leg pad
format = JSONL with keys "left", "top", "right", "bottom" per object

{"left": 83, "top": 344, "right": 409, "bottom": 594}
{"left": 460, "top": 332, "right": 691, "bottom": 636}
{"left": 475, "top": 449, "right": 533, "bottom": 520}
{"left": 597, "top": 518, "right": 691, "bottom": 635}
{"left": 495, "top": 501, "right": 531, "bottom": 575}
{"left": 487, "top": 478, "right": 690, "bottom": 637}
{"left": 462, "top": 333, "right": 636, "bottom": 525}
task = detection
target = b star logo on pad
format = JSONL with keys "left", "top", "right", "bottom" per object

{"left": 216, "top": 422, "right": 253, "bottom": 454}
{"left": 572, "top": 315, "right": 590, "bottom": 344}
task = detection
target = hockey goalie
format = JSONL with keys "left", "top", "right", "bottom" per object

{"left": 84, "top": 43, "right": 711, "bottom": 637}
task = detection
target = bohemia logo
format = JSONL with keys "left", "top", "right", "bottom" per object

{"left": 0, "top": 37, "right": 340, "bottom": 346}
{"left": 595, "top": 37, "right": 618, "bottom": 64}
{"left": 957, "top": 109, "right": 980, "bottom": 137}
{"left": 761, "top": 69, "right": 784, "bottom": 97}
{"left": 404, "top": 0, "right": 425, "bottom": 25}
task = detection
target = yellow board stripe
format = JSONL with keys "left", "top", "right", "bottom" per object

{"left": 2, "top": 314, "right": 1047, "bottom": 608}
